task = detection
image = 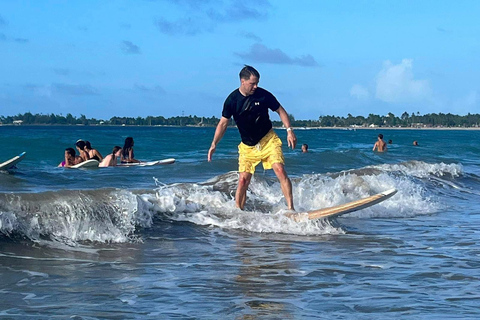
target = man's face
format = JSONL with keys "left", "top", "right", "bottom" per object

{"left": 240, "top": 75, "right": 259, "bottom": 96}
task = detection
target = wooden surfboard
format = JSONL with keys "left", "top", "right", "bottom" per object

{"left": 289, "top": 188, "right": 397, "bottom": 222}
{"left": 0, "top": 152, "right": 26, "bottom": 170}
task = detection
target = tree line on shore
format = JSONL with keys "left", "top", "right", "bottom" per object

{"left": 1, "top": 111, "right": 480, "bottom": 128}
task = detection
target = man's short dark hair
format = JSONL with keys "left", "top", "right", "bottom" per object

{"left": 378, "top": 134, "right": 383, "bottom": 139}
{"left": 239, "top": 65, "right": 260, "bottom": 80}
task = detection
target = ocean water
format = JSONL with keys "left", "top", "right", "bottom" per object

{"left": 1, "top": 125, "right": 480, "bottom": 319}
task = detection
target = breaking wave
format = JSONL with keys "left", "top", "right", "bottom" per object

{"left": 1, "top": 160, "right": 467, "bottom": 244}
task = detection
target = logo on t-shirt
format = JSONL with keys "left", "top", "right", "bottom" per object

{"left": 255, "top": 102, "right": 260, "bottom": 106}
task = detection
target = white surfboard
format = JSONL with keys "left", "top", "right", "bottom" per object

{"left": 70, "top": 159, "right": 100, "bottom": 169}
{"left": 288, "top": 188, "right": 397, "bottom": 222}
{"left": 117, "top": 158, "right": 176, "bottom": 167}
{"left": 0, "top": 152, "right": 26, "bottom": 170}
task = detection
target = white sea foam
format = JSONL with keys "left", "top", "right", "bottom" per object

{"left": 0, "top": 189, "right": 154, "bottom": 244}
{"left": 145, "top": 168, "right": 439, "bottom": 235}
{"left": 371, "top": 160, "right": 463, "bottom": 178}
{"left": 0, "top": 211, "right": 17, "bottom": 235}
{"left": 0, "top": 161, "right": 446, "bottom": 242}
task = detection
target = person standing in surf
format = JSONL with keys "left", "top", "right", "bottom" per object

{"left": 208, "top": 65, "right": 297, "bottom": 210}
{"left": 301, "top": 144, "right": 309, "bottom": 153}
{"left": 373, "top": 133, "right": 387, "bottom": 152}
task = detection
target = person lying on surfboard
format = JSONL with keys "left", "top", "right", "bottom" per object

{"left": 99, "top": 146, "right": 122, "bottom": 167}
{"left": 58, "top": 147, "right": 83, "bottom": 167}
{"left": 208, "top": 65, "right": 297, "bottom": 211}
{"left": 121, "top": 137, "right": 141, "bottom": 164}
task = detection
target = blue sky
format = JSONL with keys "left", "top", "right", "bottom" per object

{"left": 1, "top": 0, "right": 479, "bottom": 120}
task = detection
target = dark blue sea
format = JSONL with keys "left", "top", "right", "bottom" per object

{"left": 1, "top": 125, "right": 480, "bottom": 319}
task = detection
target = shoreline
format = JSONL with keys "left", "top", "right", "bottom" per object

{"left": 2, "top": 123, "right": 480, "bottom": 130}
{"left": 280, "top": 126, "right": 480, "bottom": 131}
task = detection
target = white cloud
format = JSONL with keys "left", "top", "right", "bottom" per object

{"left": 375, "top": 59, "right": 431, "bottom": 103}
{"left": 350, "top": 84, "right": 369, "bottom": 100}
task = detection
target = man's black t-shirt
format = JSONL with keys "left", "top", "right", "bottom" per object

{"left": 222, "top": 87, "right": 280, "bottom": 146}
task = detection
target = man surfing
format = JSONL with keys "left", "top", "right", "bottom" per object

{"left": 208, "top": 65, "right": 297, "bottom": 210}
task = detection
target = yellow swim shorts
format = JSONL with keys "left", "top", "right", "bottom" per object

{"left": 238, "top": 129, "right": 285, "bottom": 174}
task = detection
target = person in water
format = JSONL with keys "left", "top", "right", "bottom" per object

{"left": 373, "top": 133, "right": 387, "bottom": 152}
{"left": 85, "top": 141, "right": 103, "bottom": 162}
{"left": 121, "top": 137, "right": 140, "bottom": 163}
{"left": 99, "top": 146, "right": 122, "bottom": 167}
{"left": 301, "top": 143, "right": 309, "bottom": 153}
{"left": 208, "top": 65, "right": 297, "bottom": 210}
{"left": 75, "top": 140, "right": 90, "bottom": 162}
{"left": 58, "top": 147, "right": 81, "bottom": 167}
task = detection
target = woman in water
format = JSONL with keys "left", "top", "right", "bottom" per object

{"left": 75, "top": 140, "right": 90, "bottom": 162}
{"left": 99, "top": 146, "right": 122, "bottom": 167}
{"left": 58, "top": 147, "right": 81, "bottom": 167}
{"left": 121, "top": 137, "right": 140, "bottom": 163}
{"left": 85, "top": 141, "right": 103, "bottom": 161}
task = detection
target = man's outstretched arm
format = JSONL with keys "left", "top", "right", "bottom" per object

{"left": 208, "top": 116, "right": 229, "bottom": 161}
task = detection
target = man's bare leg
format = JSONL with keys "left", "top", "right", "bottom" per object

{"left": 272, "top": 163, "right": 294, "bottom": 210}
{"left": 236, "top": 172, "right": 252, "bottom": 210}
